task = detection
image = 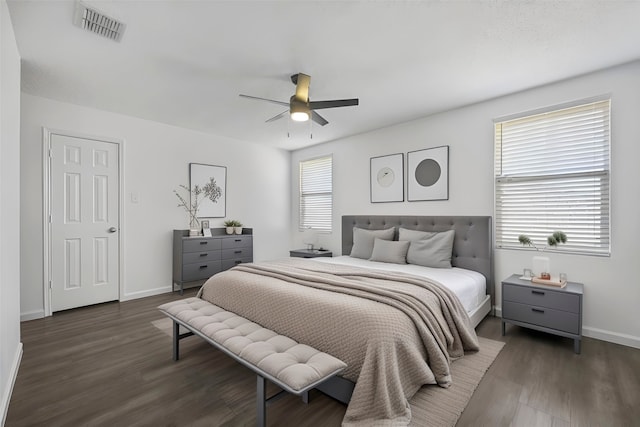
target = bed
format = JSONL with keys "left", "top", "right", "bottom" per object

{"left": 197, "top": 215, "right": 493, "bottom": 426}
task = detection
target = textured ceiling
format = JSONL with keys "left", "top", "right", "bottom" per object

{"left": 7, "top": 1, "right": 640, "bottom": 150}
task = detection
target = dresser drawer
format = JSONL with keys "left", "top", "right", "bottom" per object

{"left": 183, "top": 250, "right": 221, "bottom": 265}
{"left": 503, "top": 283, "right": 580, "bottom": 313}
{"left": 222, "top": 257, "right": 252, "bottom": 270}
{"left": 221, "top": 247, "right": 253, "bottom": 260}
{"left": 182, "top": 260, "right": 222, "bottom": 282}
{"left": 502, "top": 301, "right": 580, "bottom": 334}
{"left": 183, "top": 238, "right": 222, "bottom": 253}
{"left": 222, "top": 236, "right": 252, "bottom": 249}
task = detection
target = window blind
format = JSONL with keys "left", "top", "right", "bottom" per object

{"left": 494, "top": 99, "right": 610, "bottom": 256}
{"left": 299, "top": 155, "right": 332, "bottom": 232}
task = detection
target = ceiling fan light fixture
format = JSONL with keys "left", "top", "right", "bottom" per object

{"left": 290, "top": 103, "right": 310, "bottom": 122}
{"left": 291, "top": 111, "right": 310, "bottom": 122}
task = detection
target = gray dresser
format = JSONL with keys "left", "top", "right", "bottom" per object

{"left": 173, "top": 229, "right": 253, "bottom": 294}
{"left": 501, "top": 274, "right": 583, "bottom": 353}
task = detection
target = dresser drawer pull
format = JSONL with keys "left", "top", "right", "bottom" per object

{"left": 234, "top": 250, "right": 242, "bottom": 254}
{"left": 531, "top": 290, "right": 545, "bottom": 295}
{"left": 199, "top": 265, "right": 208, "bottom": 269}
{"left": 234, "top": 260, "right": 242, "bottom": 264}
{"left": 235, "top": 239, "right": 242, "bottom": 242}
{"left": 199, "top": 241, "right": 208, "bottom": 245}
{"left": 199, "top": 253, "right": 208, "bottom": 257}
{"left": 531, "top": 308, "right": 545, "bottom": 313}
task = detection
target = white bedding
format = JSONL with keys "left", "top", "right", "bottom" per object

{"left": 314, "top": 255, "right": 486, "bottom": 313}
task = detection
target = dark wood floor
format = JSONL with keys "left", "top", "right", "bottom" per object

{"left": 6, "top": 290, "right": 640, "bottom": 426}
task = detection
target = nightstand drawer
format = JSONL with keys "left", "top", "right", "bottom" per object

{"left": 182, "top": 260, "right": 222, "bottom": 282}
{"left": 503, "top": 283, "right": 580, "bottom": 313}
{"left": 503, "top": 301, "right": 580, "bottom": 334}
{"left": 183, "top": 238, "right": 222, "bottom": 253}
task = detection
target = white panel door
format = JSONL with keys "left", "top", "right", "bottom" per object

{"left": 50, "top": 134, "right": 119, "bottom": 312}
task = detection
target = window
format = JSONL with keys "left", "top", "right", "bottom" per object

{"left": 299, "top": 155, "right": 332, "bottom": 232}
{"left": 494, "top": 98, "right": 610, "bottom": 256}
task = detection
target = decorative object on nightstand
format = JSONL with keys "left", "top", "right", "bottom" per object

{"left": 518, "top": 231, "right": 567, "bottom": 278}
{"left": 501, "top": 273, "right": 583, "bottom": 354}
{"left": 289, "top": 248, "right": 332, "bottom": 258}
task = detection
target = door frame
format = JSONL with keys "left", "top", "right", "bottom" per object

{"left": 42, "top": 128, "right": 125, "bottom": 316}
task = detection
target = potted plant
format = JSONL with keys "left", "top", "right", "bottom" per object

{"left": 518, "top": 231, "right": 567, "bottom": 279}
{"left": 223, "top": 220, "right": 235, "bottom": 235}
{"left": 233, "top": 220, "right": 243, "bottom": 235}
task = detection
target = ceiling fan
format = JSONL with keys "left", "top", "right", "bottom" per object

{"left": 239, "top": 73, "right": 359, "bottom": 126}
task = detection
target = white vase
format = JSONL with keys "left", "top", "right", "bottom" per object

{"left": 234, "top": 227, "right": 243, "bottom": 235}
{"left": 532, "top": 255, "right": 550, "bottom": 277}
{"left": 225, "top": 227, "right": 234, "bottom": 235}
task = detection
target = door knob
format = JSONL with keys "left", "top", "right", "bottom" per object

{"left": 108, "top": 227, "right": 118, "bottom": 233}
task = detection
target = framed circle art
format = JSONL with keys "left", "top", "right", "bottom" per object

{"left": 370, "top": 153, "right": 404, "bottom": 203}
{"left": 407, "top": 146, "right": 449, "bottom": 201}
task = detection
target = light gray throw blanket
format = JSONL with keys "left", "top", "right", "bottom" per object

{"left": 198, "top": 259, "right": 479, "bottom": 426}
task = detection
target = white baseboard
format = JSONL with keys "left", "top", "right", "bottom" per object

{"left": 121, "top": 285, "right": 173, "bottom": 301}
{"left": 1, "top": 343, "right": 23, "bottom": 426}
{"left": 492, "top": 305, "right": 640, "bottom": 349}
{"left": 582, "top": 327, "right": 640, "bottom": 350}
{"left": 20, "top": 310, "right": 44, "bottom": 322}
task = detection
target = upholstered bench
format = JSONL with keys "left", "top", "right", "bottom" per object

{"left": 158, "top": 297, "right": 347, "bottom": 427}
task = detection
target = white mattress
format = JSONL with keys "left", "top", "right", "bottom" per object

{"left": 314, "top": 256, "right": 487, "bottom": 313}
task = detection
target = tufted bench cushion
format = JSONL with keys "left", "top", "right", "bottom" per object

{"left": 158, "top": 297, "right": 347, "bottom": 395}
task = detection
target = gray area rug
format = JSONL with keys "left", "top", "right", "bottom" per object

{"left": 152, "top": 317, "right": 504, "bottom": 426}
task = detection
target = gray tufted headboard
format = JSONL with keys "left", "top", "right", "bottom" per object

{"left": 341, "top": 215, "right": 494, "bottom": 303}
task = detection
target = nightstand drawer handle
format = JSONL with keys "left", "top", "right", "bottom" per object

{"left": 531, "top": 308, "right": 545, "bottom": 313}
{"left": 531, "top": 290, "right": 545, "bottom": 295}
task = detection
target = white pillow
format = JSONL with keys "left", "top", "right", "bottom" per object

{"left": 350, "top": 227, "right": 395, "bottom": 259}
{"left": 369, "top": 238, "right": 410, "bottom": 264}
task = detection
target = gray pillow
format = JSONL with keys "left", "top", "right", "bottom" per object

{"left": 369, "top": 238, "right": 410, "bottom": 264}
{"left": 404, "top": 229, "right": 455, "bottom": 268}
{"left": 350, "top": 227, "right": 395, "bottom": 259}
{"left": 398, "top": 227, "right": 433, "bottom": 242}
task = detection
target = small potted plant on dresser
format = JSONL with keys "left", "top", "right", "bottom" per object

{"left": 233, "top": 220, "right": 243, "bottom": 235}
{"left": 223, "top": 220, "right": 235, "bottom": 235}
{"left": 223, "top": 220, "right": 243, "bottom": 234}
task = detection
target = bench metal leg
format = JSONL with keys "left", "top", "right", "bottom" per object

{"left": 257, "top": 375, "right": 266, "bottom": 427}
{"left": 302, "top": 390, "right": 309, "bottom": 404}
{"left": 173, "top": 321, "right": 180, "bottom": 361}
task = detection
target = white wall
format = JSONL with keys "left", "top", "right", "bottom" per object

{"left": 1, "top": 0, "right": 23, "bottom": 422}
{"left": 20, "top": 94, "right": 291, "bottom": 319}
{"left": 291, "top": 60, "right": 640, "bottom": 348}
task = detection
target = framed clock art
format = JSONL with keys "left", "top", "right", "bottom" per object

{"left": 370, "top": 153, "right": 404, "bottom": 203}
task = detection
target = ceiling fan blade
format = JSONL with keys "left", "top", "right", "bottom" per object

{"left": 294, "top": 73, "right": 311, "bottom": 103}
{"left": 239, "top": 94, "right": 289, "bottom": 107}
{"left": 265, "top": 110, "right": 289, "bottom": 123}
{"left": 311, "top": 111, "right": 329, "bottom": 126}
{"left": 308, "top": 98, "right": 359, "bottom": 110}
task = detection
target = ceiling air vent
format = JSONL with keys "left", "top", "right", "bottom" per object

{"left": 73, "top": 2, "right": 126, "bottom": 42}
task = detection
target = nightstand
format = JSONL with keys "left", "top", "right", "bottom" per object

{"left": 289, "top": 249, "right": 333, "bottom": 258}
{"left": 501, "top": 274, "right": 583, "bottom": 354}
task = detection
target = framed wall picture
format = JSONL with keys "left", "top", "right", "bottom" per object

{"left": 407, "top": 146, "right": 449, "bottom": 201}
{"left": 189, "top": 163, "right": 226, "bottom": 218}
{"left": 370, "top": 153, "right": 404, "bottom": 203}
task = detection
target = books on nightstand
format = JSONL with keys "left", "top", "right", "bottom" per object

{"left": 531, "top": 276, "right": 567, "bottom": 288}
